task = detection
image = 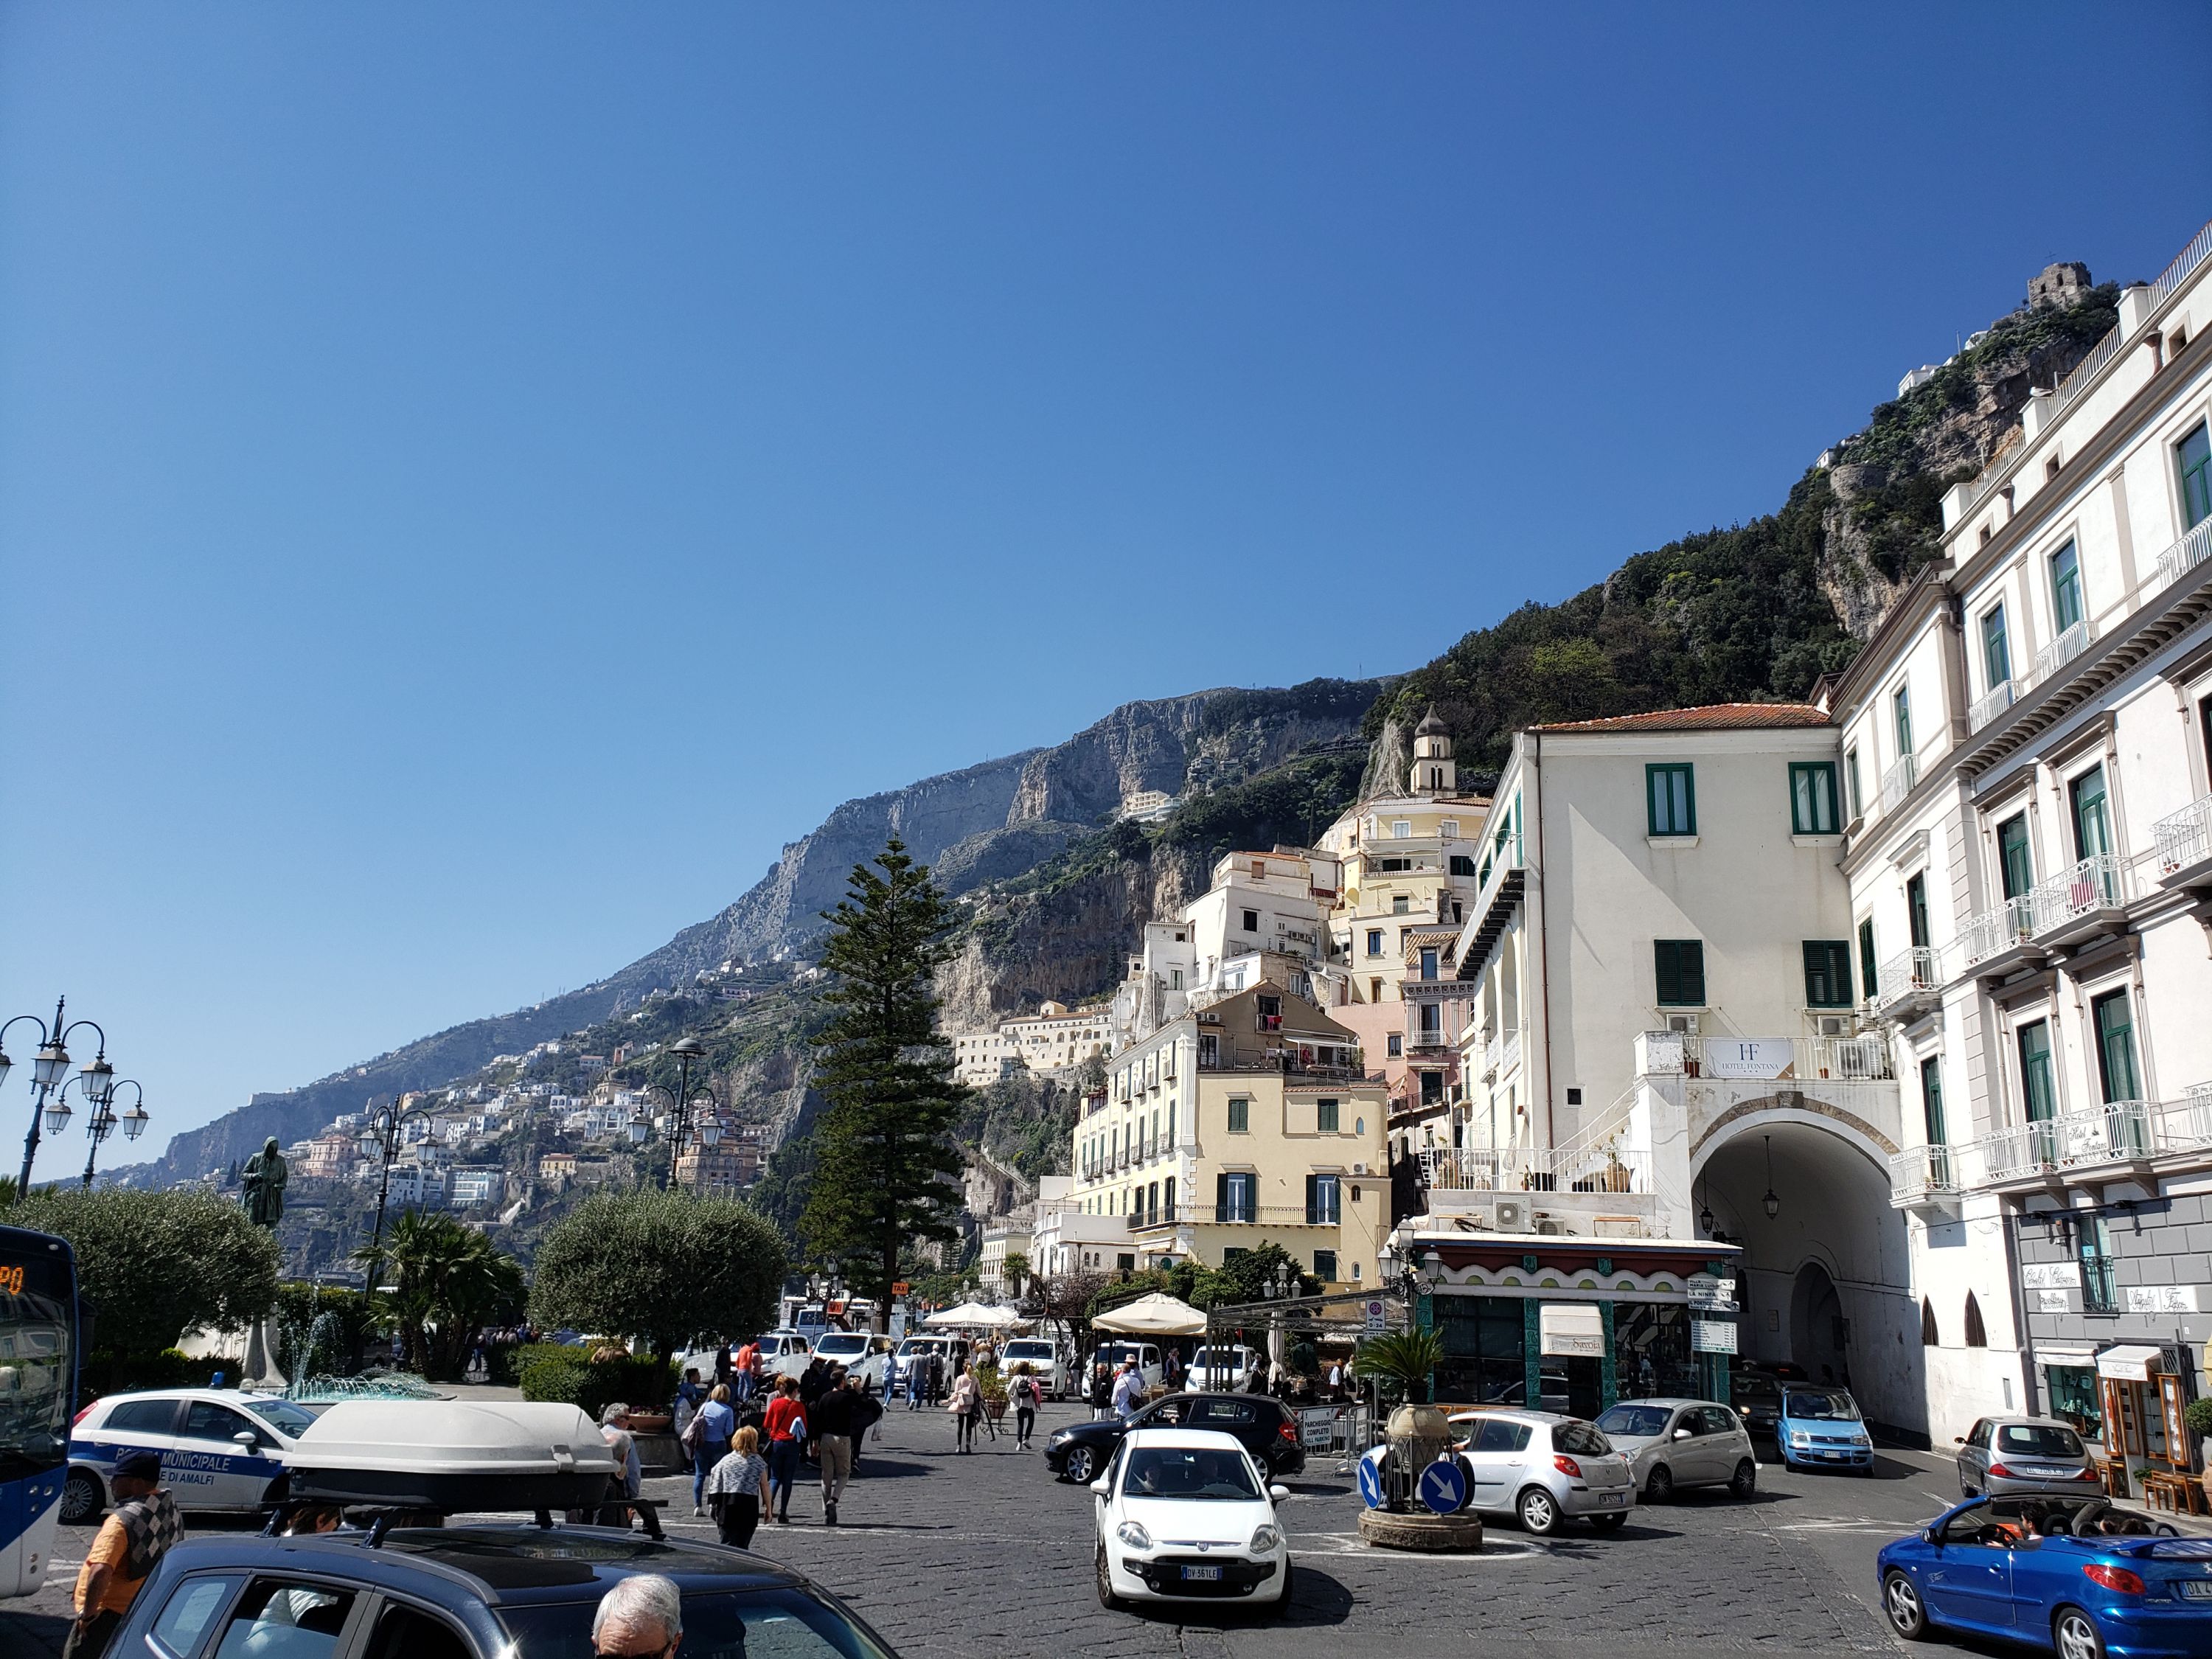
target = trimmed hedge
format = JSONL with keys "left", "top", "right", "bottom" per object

{"left": 515, "top": 1344, "right": 677, "bottom": 1422}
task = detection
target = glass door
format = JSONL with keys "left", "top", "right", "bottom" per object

{"left": 2019, "top": 1019, "right": 2058, "bottom": 1164}
{"left": 1920, "top": 1057, "right": 1950, "bottom": 1188}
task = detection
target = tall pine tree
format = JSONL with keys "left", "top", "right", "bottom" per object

{"left": 801, "top": 838, "right": 969, "bottom": 1330}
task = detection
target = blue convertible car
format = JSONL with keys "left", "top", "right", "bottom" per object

{"left": 1878, "top": 1494, "right": 2212, "bottom": 1658}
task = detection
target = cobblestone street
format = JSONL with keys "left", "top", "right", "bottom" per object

{"left": 1, "top": 1398, "right": 2041, "bottom": 1658}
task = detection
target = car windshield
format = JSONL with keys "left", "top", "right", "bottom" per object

{"left": 1784, "top": 1391, "right": 1860, "bottom": 1421}
{"left": 502, "top": 1587, "right": 891, "bottom": 1658}
{"left": 1097, "top": 1346, "right": 1146, "bottom": 1368}
{"left": 1595, "top": 1405, "right": 1672, "bottom": 1439}
{"left": 1732, "top": 1374, "right": 1780, "bottom": 1405}
{"left": 1999, "top": 1424, "right": 2085, "bottom": 1458}
{"left": 813, "top": 1336, "right": 867, "bottom": 1354}
{"left": 1122, "top": 1447, "right": 1262, "bottom": 1500}
{"left": 894, "top": 1340, "right": 941, "bottom": 1357}
{"left": 1553, "top": 1421, "right": 1613, "bottom": 1456}
{"left": 1002, "top": 1342, "right": 1052, "bottom": 1360}
{"left": 244, "top": 1399, "right": 319, "bottom": 1437}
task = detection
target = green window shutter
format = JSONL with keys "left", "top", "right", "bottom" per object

{"left": 2093, "top": 991, "right": 2140, "bottom": 1102}
{"left": 2180, "top": 422, "right": 2212, "bottom": 529}
{"left": 1304, "top": 1174, "right": 1320, "bottom": 1225}
{"left": 1802, "top": 940, "right": 1852, "bottom": 1007}
{"left": 1317, "top": 1097, "right": 1339, "bottom": 1133}
{"left": 1858, "top": 919, "right": 1878, "bottom": 998}
{"left": 1654, "top": 940, "right": 1705, "bottom": 1006}
{"left": 1646, "top": 764, "right": 1696, "bottom": 836}
{"left": 1997, "top": 815, "right": 2032, "bottom": 900}
{"left": 2051, "top": 542, "right": 2084, "bottom": 633}
{"left": 1216, "top": 1172, "right": 1231, "bottom": 1218}
{"left": 1790, "top": 762, "right": 1839, "bottom": 835}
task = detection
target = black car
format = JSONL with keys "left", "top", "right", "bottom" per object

{"left": 1043, "top": 1391, "right": 1306, "bottom": 1486}
{"left": 1731, "top": 1367, "right": 1783, "bottom": 1447}
{"left": 100, "top": 1522, "right": 900, "bottom": 1658}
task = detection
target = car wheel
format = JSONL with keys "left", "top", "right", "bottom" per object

{"left": 1644, "top": 1464, "right": 1674, "bottom": 1503}
{"left": 59, "top": 1468, "right": 103, "bottom": 1526}
{"left": 1064, "top": 1445, "right": 1097, "bottom": 1485}
{"left": 1270, "top": 1560, "right": 1295, "bottom": 1616}
{"left": 1095, "top": 1545, "right": 1122, "bottom": 1610}
{"left": 2053, "top": 1607, "right": 2106, "bottom": 1659}
{"left": 1517, "top": 1486, "right": 1561, "bottom": 1536}
{"left": 1588, "top": 1512, "right": 1627, "bottom": 1532}
{"left": 1960, "top": 1478, "right": 1978, "bottom": 1500}
{"left": 1882, "top": 1570, "right": 1930, "bottom": 1641}
{"left": 1730, "top": 1458, "right": 1757, "bottom": 1498}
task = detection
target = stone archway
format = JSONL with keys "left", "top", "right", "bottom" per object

{"left": 1691, "top": 1113, "right": 1924, "bottom": 1440}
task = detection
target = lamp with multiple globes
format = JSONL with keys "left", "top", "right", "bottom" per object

{"left": 627, "top": 1037, "right": 717, "bottom": 1192}
{"left": 0, "top": 996, "right": 119, "bottom": 1195}
{"left": 361, "top": 1093, "right": 438, "bottom": 1288}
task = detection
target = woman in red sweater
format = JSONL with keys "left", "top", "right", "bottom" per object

{"left": 762, "top": 1375, "right": 808, "bottom": 1523}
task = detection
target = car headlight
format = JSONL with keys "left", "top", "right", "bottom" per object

{"left": 1048, "top": 1428, "right": 1071, "bottom": 1444}
{"left": 1250, "top": 1524, "right": 1283, "bottom": 1554}
{"left": 1789, "top": 1432, "right": 1811, "bottom": 1447}
{"left": 1116, "top": 1520, "right": 1153, "bottom": 1551}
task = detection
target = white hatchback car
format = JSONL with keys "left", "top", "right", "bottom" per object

{"left": 1091, "top": 1428, "right": 1292, "bottom": 1612}
{"left": 65, "top": 1388, "right": 321, "bottom": 1520}
{"left": 1446, "top": 1409, "right": 1636, "bottom": 1534}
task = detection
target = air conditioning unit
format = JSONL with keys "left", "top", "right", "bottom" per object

{"left": 1815, "top": 1014, "right": 1851, "bottom": 1038}
{"left": 1666, "top": 1013, "right": 1700, "bottom": 1037}
{"left": 1351, "top": 1161, "right": 1369, "bottom": 1177}
{"left": 1534, "top": 1215, "right": 1567, "bottom": 1237}
{"left": 1198, "top": 1012, "right": 1222, "bottom": 1024}
{"left": 1494, "top": 1199, "right": 1527, "bottom": 1232}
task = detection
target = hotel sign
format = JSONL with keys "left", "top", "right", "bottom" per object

{"left": 1703, "top": 1039, "right": 1795, "bottom": 1080}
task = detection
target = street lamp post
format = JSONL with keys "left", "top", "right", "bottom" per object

{"left": 57, "top": 1075, "right": 149, "bottom": 1191}
{"left": 628, "top": 1037, "right": 713, "bottom": 1192}
{"left": 0, "top": 996, "right": 116, "bottom": 1196}
{"left": 363, "top": 1094, "right": 437, "bottom": 1288}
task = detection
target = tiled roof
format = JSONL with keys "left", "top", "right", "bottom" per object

{"left": 1530, "top": 703, "right": 1831, "bottom": 733}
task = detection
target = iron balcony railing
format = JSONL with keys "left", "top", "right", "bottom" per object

{"left": 1172, "top": 1203, "right": 1341, "bottom": 1227}
{"left": 2154, "top": 794, "right": 2212, "bottom": 879}
{"left": 1880, "top": 752, "right": 1919, "bottom": 813}
{"left": 2033, "top": 618, "right": 2094, "bottom": 683}
{"left": 1960, "top": 896, "right": 2038, "bottom": 967}
{"left": 2150, "top": 516, "right": 2212, "bottom": 598}
{"left": 1416, "top": 1144, "right": 1654, "bottom": 1195}
{"left": 1969, "top": 678, "right": 2021, "bottom": 730}
{"left": 1876, "top": 946, "right": 1942, "bottom": 1009}
{"left": 2027, "top": 852, "right": 2127, "bottom": 935}
{"left": 1638, "top": 1032, "right": 1893, "bottom": 1082}
{"left": 1472, "top": 829, "right": 1526, "bottom": 918}
{"left": 1888, "top": 1144, "right": 1959, "bottom": 1204}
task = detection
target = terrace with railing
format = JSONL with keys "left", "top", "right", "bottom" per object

{"left": 1415, "top": 1144, "right": 1655, "bottom": 1196}
{"left": 2025, "top": 851, "right": 2127, "bottom": 937}
{"left": 2154, "top": 794, "right": 2212, "bottom": 880}
{"left": 1874, "top": 946, "right": 1942, "bottom": 1015}
{"left": 1902, "top": 1085, "right": 2212, "bottom": 1198}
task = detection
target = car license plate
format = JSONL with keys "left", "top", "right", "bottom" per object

{"left": 1182, "top": 1565, "right": 1223, "bottom": 1582}
{"left": 2180, "top": 1582, "right": 2212, "bottom": 1601}
{"left": 1600, "top": 1491, "right": 1627, "bottom": 1506}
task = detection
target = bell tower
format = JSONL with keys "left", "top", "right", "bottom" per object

{"left": 1409, "top": 707, "right": 1455, "bottom": 796}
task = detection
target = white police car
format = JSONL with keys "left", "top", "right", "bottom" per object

{"left": 64, "top": 1388, "right": 320, "bottom": 1520}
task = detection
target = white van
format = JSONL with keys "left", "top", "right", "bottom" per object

{"left": 809, "top": 1330, "right": 897, "bottom": 1390}
{"left": 1187, "top": 1343, "right": 1261, "bottom": 1391}
{"left": 1091, "top": 1342, "right": 1164, "bottom": 1391}
{"left": 996, "top": 1337, "right": 1070, "bottom": 1399}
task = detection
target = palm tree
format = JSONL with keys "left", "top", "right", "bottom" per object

{"left": 1352, "top": 1329, "right": 1445, "bottom": 1404}
{"left": 354, "top": 1211, "right": 524, "bottom": 1380}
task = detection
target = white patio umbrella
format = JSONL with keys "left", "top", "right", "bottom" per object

{"left": 1091, "top": 1291, "right": 1207, "bottom": 1338}
{"left": 922, "top": 1301, "right": 1024, "bottom": 1329}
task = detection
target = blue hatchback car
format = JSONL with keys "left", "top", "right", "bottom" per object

{"left": 1878, "top": 1493, "right": 2211, "bottom": 1658}
{"left": 1776, "top": 1384, "right": 1874, "bottom": 1472}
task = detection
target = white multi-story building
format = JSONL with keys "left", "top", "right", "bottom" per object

{"left": 1028, "top": 1172, "right": 1131, "bottom": 1276}
{"left": 449, "top": 1167, "right": 507, "bottom": 1208}
{"left": 950, "top": 1001, "right": 1111, "bottom": 1088}
{"left": 1840, "top": 220, "right": 2212, "bottom": 1453}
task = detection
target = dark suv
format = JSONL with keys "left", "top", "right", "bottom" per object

{"left": 1731, "top": 1368, "right": 1783, "bottom": 1449}
{"left": 1044, "top": 1391, "right": 1306, "bottom": 1486}
{"left": 100, "top": 1523, "right": 898, "bottom": 1658}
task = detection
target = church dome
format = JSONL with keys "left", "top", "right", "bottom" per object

{"left": 1413, "top": 706, "right": 1448, "bottom": 739}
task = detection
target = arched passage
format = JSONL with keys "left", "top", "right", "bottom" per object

{"left": 1691, "top": 1112, "right": 1925, "bottom": 1440}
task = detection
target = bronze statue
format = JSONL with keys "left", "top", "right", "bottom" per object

{"left": 241, "top": 1135, "right": 288, "bottom": 1228}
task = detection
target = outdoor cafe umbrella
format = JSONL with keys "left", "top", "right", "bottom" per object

{"left": 922, "top": 1301, "right": 1023, "bottom": 1329}
{"left": 1091, "top": 1291, "right": 1207, "bottom": 1338}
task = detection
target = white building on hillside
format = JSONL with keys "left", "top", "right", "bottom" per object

{"left": 1838, "top": 220, "right": 2212, "bottom": 1453}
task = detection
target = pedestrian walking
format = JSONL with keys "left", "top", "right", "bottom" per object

{"left": 689, "top": 1382, "right": 736, "bottom": 1517}
{"left": 1111, "top": 1360, "right": 1145, "bottom": 1420}
{"left": 927, "top": 1349, "right": 946, "bottom": 1406}
{"left": 1089, "top": 1360, "right": 1113, "bottom": 1421}
{"left": 673, "top": 1367, "right": 706, "bottom": 1442}
{"left": 732, "top": 1339, "right": 758, "bottom": 1405}
{"left": 714, "top": 1341, "right": 734, "bottom": 1391}
{"left": 64, "top": 1450, "right": 179, "bottom": 1659}
{"left": 948, "top": 1363, "right": 983, "bottom": 1453}
{"left": 813, "top": 1377, "right": 861, "bottom": 1523}
{"left": 1009, "top": 1363, "right": 1042, "bottom": 1450}
{"left": 597, "top": 1403, "right": 644, "bottom": 1528}
{"left": 707, "top": 1425, "right": 770, "bottom": 1550}
{"left": 762, "top": 1375, "right": 807, "bottom": 1523}
{"left": 905, "top": 1347, "right": 926, "bottom": 1411}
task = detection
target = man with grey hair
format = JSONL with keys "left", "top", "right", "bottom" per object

{"left": 591, "top": 1573, "right": 683, "bottom": 1658}
{"left": 596, "top": 1403, "right": 643, "bottom": 1528}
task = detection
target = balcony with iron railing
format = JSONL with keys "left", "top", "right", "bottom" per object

{"left": 1933, "top": 1087, "right": 2212, "bottom": 1194}
{"left": 2033, "top": 619, "right": 2094, "bottom": 683}
{"left": 1879, "top": 751, "right": 1919, "bottom": 813}
{"left": 1959, "top": 895, "right": 2039, "bottom": 971}
{"left": 1636, "top": 1032, "right": 1895, "bottom": 1083}
{"left": 2025, "top": 851, "right": 2128, "bottom": 945}
{"left": 2154, "top": 794, "right": 2212, "bottom": 886}
{"left": 1888, "top": 1143, "right": 1960, "bottom": 1208}
{"left": 1874, "top": 946, "right": 1943, "bottom": 1019}
{"left": 1416, "top": 1144, "right": 1655, "bottom": 1196}
{"left": 1969, "top": 678, "right": 2021, "bottom": 731}
{"left": 1138, "top": 1203, "right": 1342, "bottom": 1228}
{"left": 2151, "top": 515, "right": 2212, "bottom": 598}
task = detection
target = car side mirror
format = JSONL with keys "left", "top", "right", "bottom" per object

{"left": 1673, "top": 1428, "right": 1693, "bottom": 1440}
{"left": 1269, "top": 1484, "right": 1290, "bottom": 1503}
{"left": 233, "top": 1430, "right": 260, "bottom": 1448}
{"left": 1953, "top": 1436, "right": 1966, "bottom": 1444}
{"left": 1924, "top": 1527, "right": 1944, "bottom": 1548}
{"left": 1089, "top": 1478, "right": 1110, "bottom": 1496}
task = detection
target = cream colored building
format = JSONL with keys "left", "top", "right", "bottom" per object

{"left": 1840, "top": 223, "right": 2212, "bottom": 1449}
{"left": 952, "top": 1001, "right": 1111, "bottom": 1088}
{"left": 1071, "top": 981, "right": 1387, "bottom": 1292}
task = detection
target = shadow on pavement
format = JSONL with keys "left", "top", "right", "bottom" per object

{"left": 0, "top": 1607, "right": 71, "bottom": 1659}
{"left": 1128, "top": 1563, "right": 1355, "bottom": 1630}
{"left": 844, "top": 1459, "right": 936, "bottom": 1480}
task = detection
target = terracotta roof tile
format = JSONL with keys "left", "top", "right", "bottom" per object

{"left": 1530, "top": 703, "right": 1831, "bottom": 734}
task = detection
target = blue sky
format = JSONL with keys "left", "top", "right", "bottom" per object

{"left": 4, "top": 4, "right": 2208, "bottom": 1155}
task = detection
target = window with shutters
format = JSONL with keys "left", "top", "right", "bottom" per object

{"left": 1653, "top": 939, "right": 1705, "bottom": 1007}
{"left": 1907, "top": 872, "right": 1930, "bottom": 949}
{"left": 1646, "top": 764, "right": 1696, "bottom": 837}
{"left": 1316, "top": 1097, "right": 1340, "bottom": 1133}
{"left": 1226, "top": 1097, "right": 1250, "bottom": 1133}
{"left": 1313, "top": 1249, "right": 1338, "bottom": 1281}
{"left": 2050, "top": 540, "right": 2084, "bottom": 633}
{"left": 1857, "top": 919, "right": 1877, "bottom": 999}
{"left": 1306, "top": 1173, "right": 1340, "bottom": 1225}
{"left": 1218, "top": 1171, "right": 1256, "bottom": 1223}
{"left": 1789, "top": 762, "right": 1840, "bottom": 835}
{"left": 2180, "top": 422, "right": 2212, "bottom": 529}
{"left": 1997, "top": 814, "right": 2033, "bottom": 900}
{"left": 2093, "top": 990, "right": 2140, "bottom": 1103}
{"left": 1802, "top": 940, "right": 1853, "bottom": 1007}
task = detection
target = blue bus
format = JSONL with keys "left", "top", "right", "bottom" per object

{"left": 0, "top": 1223, "right": 77, "bottom": 1599}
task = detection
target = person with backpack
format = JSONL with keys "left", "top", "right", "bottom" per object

{"left": 1009, "top": 1362, "right": 1043, "bottom": 1451}
{"left": 686, "top": 1382, "right": 735, "bottom": 1517}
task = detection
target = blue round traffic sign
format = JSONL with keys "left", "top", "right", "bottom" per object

{"left": 1357, "top": 1444, "right": 1388, "bottom": 1509}
{"left": 1418, "top": 1455, "right": 1468, "bottom": 1515}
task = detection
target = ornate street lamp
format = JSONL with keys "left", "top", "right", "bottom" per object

{"left": 362, "top": 1093, "right": 438, "bottom": 1288}
{"left": 1761, "top": 1135, "right": 1781, "bottom": 1222}
{"left": 0, "top": 997, "right": 115, "bottom": 1195}
{"left": 627, "top": 1037, "right": 711, "bottom": 1191}
{"left": 78, "top": 1079, "right": 149, "bottom": 1190}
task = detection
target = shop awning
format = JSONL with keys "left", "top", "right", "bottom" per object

{"left": 2035, "top": 1347, "right": 2097, "bottom": 1368}
{"left": 2096, "top": 1345, "right": 2166, "bottom": 1381}
{"left": 1539, "top": 1301, "right": 1604, "bottom": 1358}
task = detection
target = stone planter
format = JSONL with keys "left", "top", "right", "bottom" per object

{"left": 1357, "top": 1509, "right": 1484, "bottom": 1552}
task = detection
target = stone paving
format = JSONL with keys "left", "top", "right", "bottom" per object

{"left": 0, "top": 1397, "right": 2044, "bottom": 1657}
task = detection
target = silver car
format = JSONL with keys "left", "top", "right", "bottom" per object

{"left": 1446, "top": 1409, "right": 1635, "bottom": 1535}
{"left": 1955, "top": 1414, "right": 2101, "bottom": 1498}
{"left": 1594, "top": 1398, "right": 1758, "bottom": 1501}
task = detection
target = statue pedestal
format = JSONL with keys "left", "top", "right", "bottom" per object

{"left": 240, "top": 1315, "right": 288, "bottom": 1391}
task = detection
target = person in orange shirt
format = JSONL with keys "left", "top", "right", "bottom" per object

{"left": 68, "top": 1450, "right": 181, "bottom": 1659}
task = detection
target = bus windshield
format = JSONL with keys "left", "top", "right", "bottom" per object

{"left": 0, "top": 1230, "right": 75, "bottom": 1478}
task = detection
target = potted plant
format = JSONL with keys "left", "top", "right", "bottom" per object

{"left": 1352, "top": 1329, "right": 1446, "bottom": 1406}
{"left": 2185, "top": 1397, "right": 2212, "bottom": 1506}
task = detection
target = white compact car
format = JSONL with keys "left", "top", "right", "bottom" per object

{"left": 807, "top": 1331, "right": 897, "bottom": 1390}
{"left": 996, "top": 1338, "right": 1069, "bottom": 1399}
{"left": 1594, "top": 1398, "right": 1758, "bottom": 1501}
{"left": 1091, "top": 1342, "right": 1164, "bottom": 1391}
{"left": 1446, "top": 1409, "right": 1636, "bottom": 1534}
{"left": 1091, "top": 1428, "right": 1292, "bottom": 1611}
{"left": 64, "top": 1388, "right": 321, "bottom": 1521}
{"left": 888, "top": 1336, "right": 970, "bottom": 1395}
{"left": 1186, "top": 1344, "right": 1260, "bottom": 1391}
